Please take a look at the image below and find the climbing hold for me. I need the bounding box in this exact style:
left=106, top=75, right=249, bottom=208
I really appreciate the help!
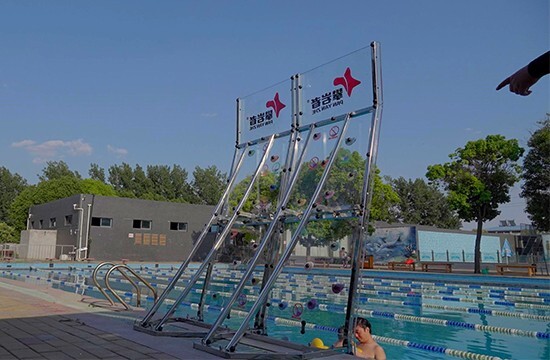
left=313, top=132, right=322, bottom=141
left=332, top=283, right=345, bottom=294
left=278, top=301, right=288, bottom=310
left=304, top=261, right=314, bottom=270
left=307, top=299, right=318, bottom=310
left=270, top=155, right=279, bottom=162
left=324, top=190, right=334, bottom=199
left=345, top=137, right=356, bottom=146
left=292, top=303, right=304, bottom=319
left=237, top=294, right=247, bottom=307
left=248, top=150, right=255, bottom=156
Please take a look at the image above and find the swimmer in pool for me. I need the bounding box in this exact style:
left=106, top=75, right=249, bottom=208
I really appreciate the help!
left=353, top=317, right=386, bottom=360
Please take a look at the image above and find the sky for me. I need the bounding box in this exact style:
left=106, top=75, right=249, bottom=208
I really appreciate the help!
left=0, top=1, right=548, bottom=230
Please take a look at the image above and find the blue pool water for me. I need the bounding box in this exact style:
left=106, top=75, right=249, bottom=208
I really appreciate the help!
left=1, top=262, right=549, bottom=360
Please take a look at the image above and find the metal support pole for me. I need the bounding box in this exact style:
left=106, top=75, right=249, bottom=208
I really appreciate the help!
left=224, top=114, right=351, bottom=353
left=139, top=146, right=249, bottom=327
left=152, top=135, right=275, bottom=331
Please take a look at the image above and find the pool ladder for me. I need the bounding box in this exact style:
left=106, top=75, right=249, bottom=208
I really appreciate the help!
left=92, top=262, right=158, bottom=310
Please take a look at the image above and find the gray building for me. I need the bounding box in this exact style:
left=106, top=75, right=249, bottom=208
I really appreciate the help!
left=25, top=194, right=215, bottom=262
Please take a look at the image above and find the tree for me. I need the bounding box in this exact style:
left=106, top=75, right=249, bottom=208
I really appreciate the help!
left=108, top=163, right=196, bottom=202
left=88, top=163, right=106, bottom=183
left=427, top=135, right=523, bottom=273
left=391, top=177, right=461, bottom=229
left=192, top=166, right=228, bottom=205
left=0, top=167, right=28, bottom=223
left=0, top=222, right=17, bottom=244
left=38, top=161, right=81, bottom=181
left=80, top=179, right=117, bottom=197
left=108, top=162, right=138, bottom=197
left=8, top=176, right=82, bottom=234
left=145, top=164, right=196, bottom=202
left=8, top=176, right=117, bottom=236
left=288, top=149, right=399, bottom=255
left=521, top=116, right=550, bottom=232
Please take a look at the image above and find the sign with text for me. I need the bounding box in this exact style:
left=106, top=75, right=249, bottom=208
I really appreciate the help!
left=238, top=79, right=291, bottom=144
left=299, top=46, right=372, bottom=127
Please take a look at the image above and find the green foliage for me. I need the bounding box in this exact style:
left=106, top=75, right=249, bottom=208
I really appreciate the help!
left=9, top=176, right=82, bottom=233
left=521, top=116, right=550, bottom=232
left=370, top=169, right=400, bottom=223
left=0, top=167, right=28, bottom=223
left=227, top=148, right=397, bottom=242
left=8, top=176, right=117, bottom=234
left=229, top=171, right=279, bottom=214
left=427, top=135, right=523, bottom=223
left=192, top=166, right=228, bottom=205
left=80, top=179, right=117, bottom=196
left=107, top=163, right=199, bottom=203
left=108, top=162, right=141, bottom=195
left=88, top=163, right=106, bottom=182
left=391, top=177, right=461, bottom=229
left=0, top=222, right=17, bottom=244
left=426, top=134, right=523, bottom=273
left=38, top=161, right=81, bottom=181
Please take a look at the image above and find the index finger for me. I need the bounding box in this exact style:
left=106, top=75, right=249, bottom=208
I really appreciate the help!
left=496, top=77, right=510, bottom=91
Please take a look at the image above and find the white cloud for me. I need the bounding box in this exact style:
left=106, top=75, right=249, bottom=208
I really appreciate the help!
left=107, top=145, right=128, bottom=158
left=12, top=139, right=36, bottom=148
left=12, top=138, right=93, bottom=163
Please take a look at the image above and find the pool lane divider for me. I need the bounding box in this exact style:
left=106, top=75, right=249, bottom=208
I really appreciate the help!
left=5, top=269, right=550, bottom=324
left=182, top=301, right=505, bottom=360
left=5, top=269, right=548, bottom=340
left=50, top=266, right=550, bottom=311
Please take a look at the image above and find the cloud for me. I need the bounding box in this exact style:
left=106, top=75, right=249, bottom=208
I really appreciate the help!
left=107, top=145, right=128, bottom=158
left=12, top=138, right=93, bottom=163
left=464, top=128, right=481, bottom=134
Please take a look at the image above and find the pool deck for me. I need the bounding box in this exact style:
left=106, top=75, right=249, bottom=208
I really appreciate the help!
left=0, top=276, right=354, bottom=360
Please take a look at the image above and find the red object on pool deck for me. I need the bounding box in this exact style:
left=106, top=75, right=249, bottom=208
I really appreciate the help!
left=405, top=258, right=415, bottom=265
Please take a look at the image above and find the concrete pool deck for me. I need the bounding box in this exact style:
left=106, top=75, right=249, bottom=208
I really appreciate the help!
left=0, top=277, right=354, bottom=360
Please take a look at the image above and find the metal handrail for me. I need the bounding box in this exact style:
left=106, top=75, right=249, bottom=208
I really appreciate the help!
left=104, top=264, right=159, bottom=310
left=91, top=262, right=158, bottom=310
left=91, top=262, right=117, bottom=306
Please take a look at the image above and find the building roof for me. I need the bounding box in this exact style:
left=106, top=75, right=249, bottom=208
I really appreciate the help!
left=485, top=225, right=523, bottom=233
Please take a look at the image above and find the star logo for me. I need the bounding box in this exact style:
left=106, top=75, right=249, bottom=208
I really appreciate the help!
left=333, top=67, right=361, bottom=97
left=266, top=92, right=286, bottom=118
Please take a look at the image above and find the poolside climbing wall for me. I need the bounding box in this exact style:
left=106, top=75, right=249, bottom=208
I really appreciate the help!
left=137, top=42, right=383, bottom=359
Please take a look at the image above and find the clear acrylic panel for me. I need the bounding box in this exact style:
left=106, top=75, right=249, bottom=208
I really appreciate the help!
left=238, top=79, right=292, bottom=145
left=299, top=46, right=372, bottom=127
left=259, top=114, right=374, bottom=344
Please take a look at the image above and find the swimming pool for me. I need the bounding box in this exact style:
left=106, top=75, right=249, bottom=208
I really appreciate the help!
left=1, top=262, right=548, bottom=360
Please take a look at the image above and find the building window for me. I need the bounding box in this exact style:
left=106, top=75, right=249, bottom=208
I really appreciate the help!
left=133, top=219, right=151, bottom=230
left=30, top=221, right=35, bottom=229
left=49, top=218, right=56, bottom=228
left=91, top=217, right=113, bottom=228
left=65, top=215, right=73, bottom=226
left=170, top=222, right=188, bottom=232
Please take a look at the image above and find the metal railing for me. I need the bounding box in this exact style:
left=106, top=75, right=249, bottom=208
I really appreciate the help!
left=91, top=262, right=158, bottom=310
